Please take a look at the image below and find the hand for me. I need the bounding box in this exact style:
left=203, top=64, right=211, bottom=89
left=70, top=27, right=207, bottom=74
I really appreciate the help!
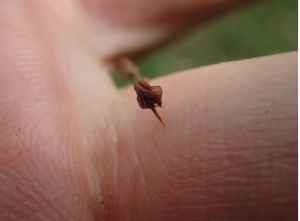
left=0, top=1, right=297, bottom=220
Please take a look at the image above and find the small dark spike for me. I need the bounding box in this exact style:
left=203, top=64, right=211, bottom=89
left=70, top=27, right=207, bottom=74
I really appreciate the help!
left=151, top=108, right=165, bottom=127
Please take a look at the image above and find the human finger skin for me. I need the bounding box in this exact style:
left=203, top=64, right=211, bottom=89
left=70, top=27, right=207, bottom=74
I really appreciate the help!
left=110, top=52, right=298, bottom=220
left=0, top=1, right=106, bottom=220
left=78, top=0, right=260, bottom=58
left=0, top=1, right=296, bottom=221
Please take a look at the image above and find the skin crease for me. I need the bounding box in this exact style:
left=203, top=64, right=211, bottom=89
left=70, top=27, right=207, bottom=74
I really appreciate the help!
left=0, top=0, right=297, bottom=221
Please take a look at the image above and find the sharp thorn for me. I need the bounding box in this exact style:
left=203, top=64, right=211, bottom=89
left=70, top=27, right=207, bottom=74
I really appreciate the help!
left=151, top=108, right=165, bottom=127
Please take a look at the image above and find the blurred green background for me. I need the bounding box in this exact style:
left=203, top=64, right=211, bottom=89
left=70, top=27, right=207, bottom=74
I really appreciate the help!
left=114, top=0, right=297, bottom=87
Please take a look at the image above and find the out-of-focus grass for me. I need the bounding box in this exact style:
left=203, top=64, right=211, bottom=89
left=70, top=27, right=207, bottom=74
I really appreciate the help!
left=113, top=0, right=297, bottom=87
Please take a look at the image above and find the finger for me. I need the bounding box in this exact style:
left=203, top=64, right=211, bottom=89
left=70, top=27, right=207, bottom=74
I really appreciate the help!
left=113, top=52, right=297, bottom=220
left=0, top=1, right=113, bottom=220
left=79, top=0, right=259, bottom=58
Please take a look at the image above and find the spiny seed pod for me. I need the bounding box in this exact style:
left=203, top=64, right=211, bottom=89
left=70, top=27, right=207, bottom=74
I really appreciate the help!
left=134, top=77, right=165, bottom=127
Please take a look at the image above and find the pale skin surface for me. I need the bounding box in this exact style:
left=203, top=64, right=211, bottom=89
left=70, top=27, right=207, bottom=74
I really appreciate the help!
left=0, top=0, right=297, bottom=221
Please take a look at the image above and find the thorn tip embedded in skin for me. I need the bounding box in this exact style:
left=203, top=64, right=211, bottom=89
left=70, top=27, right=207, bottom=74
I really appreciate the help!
left=151, top=108, right=165, bottom=127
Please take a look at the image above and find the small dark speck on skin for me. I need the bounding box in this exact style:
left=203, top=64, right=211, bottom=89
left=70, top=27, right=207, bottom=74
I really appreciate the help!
left=100, top=201, right=104, bottom=204
left=18, top=128, right=21, bottom=131
left=265, top=111, right=269, bottom=114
